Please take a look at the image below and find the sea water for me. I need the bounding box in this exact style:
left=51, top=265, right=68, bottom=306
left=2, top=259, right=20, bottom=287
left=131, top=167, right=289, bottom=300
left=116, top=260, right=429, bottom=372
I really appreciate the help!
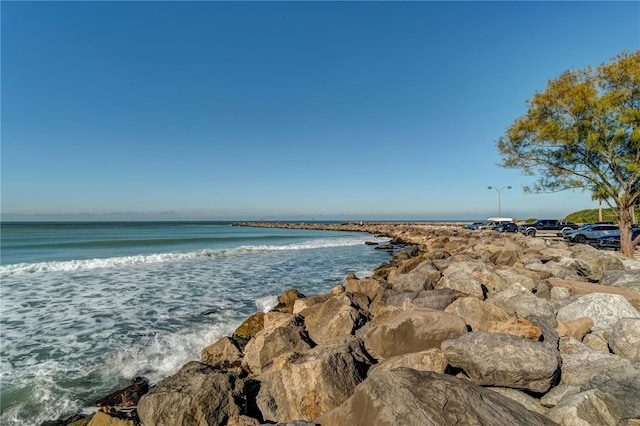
left=0, top=222, right=390, bottom=425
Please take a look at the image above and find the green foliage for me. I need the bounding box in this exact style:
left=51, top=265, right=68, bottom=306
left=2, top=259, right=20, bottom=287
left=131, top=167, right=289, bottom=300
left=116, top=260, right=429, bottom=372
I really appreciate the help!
left=497, top=51, right=640, bottom=255
left=564, top=208, right=640, bottom=224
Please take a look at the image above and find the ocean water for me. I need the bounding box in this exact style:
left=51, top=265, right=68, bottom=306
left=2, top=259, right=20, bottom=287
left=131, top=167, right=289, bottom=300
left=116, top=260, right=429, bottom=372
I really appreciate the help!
left=0, top=222, right=390, bottom=425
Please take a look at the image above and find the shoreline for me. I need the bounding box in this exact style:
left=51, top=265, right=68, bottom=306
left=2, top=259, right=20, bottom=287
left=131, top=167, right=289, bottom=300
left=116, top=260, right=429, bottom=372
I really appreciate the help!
left=56, top=223, right=640, bottom=425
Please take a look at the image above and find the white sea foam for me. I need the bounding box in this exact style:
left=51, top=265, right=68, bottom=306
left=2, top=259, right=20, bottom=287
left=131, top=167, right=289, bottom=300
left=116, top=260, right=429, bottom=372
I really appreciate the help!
left=0, top=232, right=391, bottom=425
left=0, top=236, right=377, bottom=276
left=255, top=295, right=278, bottom=312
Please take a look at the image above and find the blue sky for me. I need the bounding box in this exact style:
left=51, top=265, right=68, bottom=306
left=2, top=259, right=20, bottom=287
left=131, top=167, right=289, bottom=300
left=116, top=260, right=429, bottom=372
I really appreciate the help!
left=2, top=1, right=639, bottom=221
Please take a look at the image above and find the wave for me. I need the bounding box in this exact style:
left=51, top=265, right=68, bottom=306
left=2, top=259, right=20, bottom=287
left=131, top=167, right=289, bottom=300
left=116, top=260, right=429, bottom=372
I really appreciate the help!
left=1, top=234, right=300, bottom=250
left=0, top=236, right=376, bottom=276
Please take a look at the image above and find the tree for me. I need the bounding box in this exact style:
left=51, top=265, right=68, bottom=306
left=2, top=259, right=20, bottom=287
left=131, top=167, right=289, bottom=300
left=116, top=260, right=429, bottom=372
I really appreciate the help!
left=497, top=51, right=640, bottom=257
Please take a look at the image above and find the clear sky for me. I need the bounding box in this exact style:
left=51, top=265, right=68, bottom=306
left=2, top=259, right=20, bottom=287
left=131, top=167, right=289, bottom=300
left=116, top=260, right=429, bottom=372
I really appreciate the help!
left=2, top=1, right=639, bottom=221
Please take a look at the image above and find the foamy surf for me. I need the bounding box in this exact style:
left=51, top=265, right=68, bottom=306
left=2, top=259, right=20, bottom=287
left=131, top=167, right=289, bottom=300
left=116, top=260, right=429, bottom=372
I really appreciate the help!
left=0, top=236, right=385, bottom=276
left=0, top=223, right=391, bottom=425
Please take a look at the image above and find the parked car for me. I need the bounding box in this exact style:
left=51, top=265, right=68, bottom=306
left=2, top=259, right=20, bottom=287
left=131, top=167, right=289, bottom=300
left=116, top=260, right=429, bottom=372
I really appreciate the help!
left=563, top=224, right=619, bottom=243
left=464, top=222, right=486, bottom=230
left=492, top=222, right=519, bottom=233
left=518, top=219, right=579, bottom=237
left=477, top=217, right=514, bottom=230
left=597, top=227, right=640, bottom=250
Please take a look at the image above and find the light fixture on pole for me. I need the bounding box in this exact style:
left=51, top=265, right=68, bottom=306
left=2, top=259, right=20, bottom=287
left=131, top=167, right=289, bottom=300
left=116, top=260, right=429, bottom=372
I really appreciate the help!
left=487, top=185, right=512, bottom=216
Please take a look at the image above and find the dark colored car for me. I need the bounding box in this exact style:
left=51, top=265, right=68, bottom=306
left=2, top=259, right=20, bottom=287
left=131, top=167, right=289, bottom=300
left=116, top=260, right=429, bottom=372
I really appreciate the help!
left=518, top=219, right=579, bottom=237
left=597, top=227, right=640, bottom=250
left=492, top=222, right=519, bottom=233
left=464, top=222, right=486, bottom=230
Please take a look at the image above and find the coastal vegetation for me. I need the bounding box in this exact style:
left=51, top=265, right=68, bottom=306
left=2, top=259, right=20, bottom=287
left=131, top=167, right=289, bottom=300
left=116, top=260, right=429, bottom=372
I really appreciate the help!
left=497, top=50, right=640, bottom=256
left=565, top=208, right=640, bottom=225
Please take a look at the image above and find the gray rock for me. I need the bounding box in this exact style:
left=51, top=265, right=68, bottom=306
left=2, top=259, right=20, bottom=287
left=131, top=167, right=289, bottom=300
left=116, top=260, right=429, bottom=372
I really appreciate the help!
left=527, top=315, right=560, bottom=349
left=488, top=284, right=557, bottom=327
left=585, top=362, right=640, bottom=418
left=361, top=308, right=467, bottom=360
left=369, top=348, right=446, bottom=375
left=390, top=245, right=419, bottom=262
left=384, top=288, right=456, bottom=311
left=608, top=318, right=640, bottom=361
left=316, top=369, right=557, bottom=426
left=600, top=270, right=640, bottom=297
left=387, top=260, right=441, bottom=291
left=137, top=361, right=244, bottom=426
left=487, top=387, right=548, bottom=415
left=436, top=270, right=485, bottom=299
left=550, top=287, right=571, bottom=301
left=556, top=293, right=640, bottom=332
left=441, top=332, right=561, bottom=393
left=573, top=249, right=625, bottom=281
left=488, top=268, right=536, bottom=293
left=444, top=296, right=511, bottom=332
left=539, top=384, right=581, bottom=408
left=526, top=261, right=584, bottom=281
left=559, top=337, right=630, bottom=386
left=256, top=338, right=373, bottom=423
left=547, top=389, right=622, bottom=426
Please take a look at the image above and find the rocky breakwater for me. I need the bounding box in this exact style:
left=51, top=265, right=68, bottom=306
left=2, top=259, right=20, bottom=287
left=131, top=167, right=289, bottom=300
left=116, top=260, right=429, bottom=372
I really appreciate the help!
left=67, top=225, right=640, bottom=426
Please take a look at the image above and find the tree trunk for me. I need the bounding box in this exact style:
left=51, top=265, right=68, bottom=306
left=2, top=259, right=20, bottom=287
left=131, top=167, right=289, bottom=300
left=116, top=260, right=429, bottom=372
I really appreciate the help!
left=618, top=201, right=639, bottom=257
left=598, top=199, right=603, bottom=222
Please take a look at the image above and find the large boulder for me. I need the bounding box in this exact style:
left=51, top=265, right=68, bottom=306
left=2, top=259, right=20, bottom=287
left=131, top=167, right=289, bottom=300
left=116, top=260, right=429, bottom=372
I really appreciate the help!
left=316, top=369, right=557, bottom=426
left=95, top=377, right=149, bottom=409
left=344, top=278, right=387, bottom=301
left=556, top=293, right=640, bottom=332
left=444, top=297, right=511, bottom=332
left=600, top=270, right=640, bottom=297
left=271, top=289, right=305, bottom=314
left=435, top=270, right=485, bottom=299
left=539, top=384, right=581, bottom=408
left=304, top=294, right=369, bottom=345
left=383, top=289, right=456, bottom=311
left=486, top=387, right=548, bottom=415
left=137, top=362, right=245, bottom=426
left=360, top=308, right=467, bottom=360
left=487, top=284, right=557, bottom=327
left=558, top=337, right=631, bottom=386
left=232, top=312, right=265, bottom=349
left=242, top=313, right=313, bottom=375
left=487, top=268, right=536, bottom=293
left=387, top=260, right=441, bottom=291
left=547, top=389, right=622, bottom=426
left=526, top=261, right=584, bottom=281
left=255, top=338, right=374, bottom=423
left=572, top=249, right=625, bottom=281
left=547, top=278, right=640, bottom=310
left=292, top=294, right=331, bottom=315
left=441, top=332, right=561, bottom=393
left=369, top=348, right=447, bottom=375
left=608, top=318, right=640, bottom=362
left=200, top=336, right=244, bottom=372
left=585, top=362, right=640, bottom=419
left=484, top=318, right=543, bottom=340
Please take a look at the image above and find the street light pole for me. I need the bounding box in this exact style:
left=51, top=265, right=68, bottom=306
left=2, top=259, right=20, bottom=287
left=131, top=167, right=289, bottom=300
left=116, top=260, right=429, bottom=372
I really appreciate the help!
left=487, top=185, right=512, bottom=216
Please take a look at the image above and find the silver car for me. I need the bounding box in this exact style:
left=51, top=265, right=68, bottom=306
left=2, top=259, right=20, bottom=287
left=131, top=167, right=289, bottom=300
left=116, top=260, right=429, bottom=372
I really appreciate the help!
left=563, top=224, right=619, bottom=244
